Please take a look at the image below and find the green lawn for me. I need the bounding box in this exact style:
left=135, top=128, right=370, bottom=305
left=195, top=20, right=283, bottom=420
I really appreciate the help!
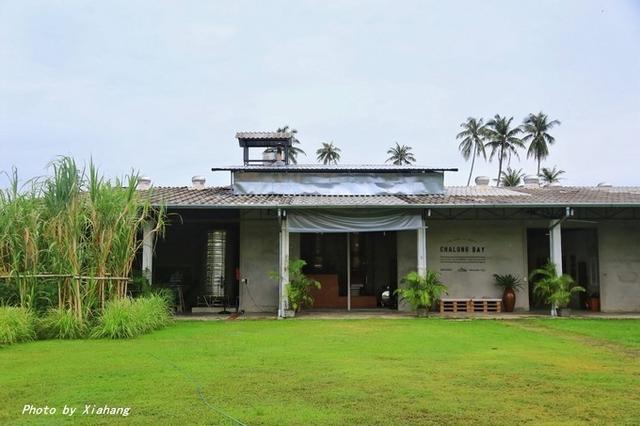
left=1, top=318, right=639, bottom=425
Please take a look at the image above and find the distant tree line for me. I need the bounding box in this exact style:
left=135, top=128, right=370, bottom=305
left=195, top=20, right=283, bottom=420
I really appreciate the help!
left=456, top=112, right=564, bottom=187
left=276, top=114, right=564, bottom=187
left=275, top=126, right=415, bottom=166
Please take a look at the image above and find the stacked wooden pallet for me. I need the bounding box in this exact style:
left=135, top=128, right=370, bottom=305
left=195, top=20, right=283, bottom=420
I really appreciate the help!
left=439, top=298, right=502, bottom=313
left=439, top=298, right=471, bottom=313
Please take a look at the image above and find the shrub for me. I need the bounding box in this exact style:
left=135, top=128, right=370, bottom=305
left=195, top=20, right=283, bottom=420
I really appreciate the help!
left=38, top=308, right=88, bottom=339
left=395, top=271, right=448, bottom=315
left=91, top=294, right=172, bottom=339
left=493, top=274, right=524, bottom=292
left=0, top=306, right=36, bottom=345
left=530, top=262, right=585, bottom=316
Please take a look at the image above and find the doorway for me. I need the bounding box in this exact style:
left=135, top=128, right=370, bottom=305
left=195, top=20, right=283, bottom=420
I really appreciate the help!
left=526, top=228, right=599, bottom=310
left=300, top=232, right=398, bottom=309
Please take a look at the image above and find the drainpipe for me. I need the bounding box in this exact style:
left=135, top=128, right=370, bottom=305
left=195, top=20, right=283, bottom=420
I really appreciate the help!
left=548, top=207, right=573, bottom=316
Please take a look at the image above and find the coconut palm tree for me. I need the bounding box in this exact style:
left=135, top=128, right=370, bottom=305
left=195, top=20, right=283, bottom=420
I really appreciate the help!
left=386, top=142, right=416, bottom=165
left=456, top=117, right=487, bottom=186
left=275, top=125, right=306, bottom=164
left=522, top=112, right=561, bottom=175
left=500, top=167, right=525, bottom=187
left=316, top=142, right=341, bottom=165
left=540, top=166, right=565, bottom=185
left=484, top=115, right=525, bottom=186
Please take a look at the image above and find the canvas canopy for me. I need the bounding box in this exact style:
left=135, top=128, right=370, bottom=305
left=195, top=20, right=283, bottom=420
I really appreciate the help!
left=287, top=209, right=423, bottom=233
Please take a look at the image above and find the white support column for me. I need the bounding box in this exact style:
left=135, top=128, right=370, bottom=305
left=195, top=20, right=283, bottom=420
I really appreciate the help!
left=417, top=215, right=427, bottom=275
left=142, top=221, right=154, bottom=285
left=548, top=219, right=563, bottom=317
left=347, top=233, right=351, bottom=311
left=278, top=210, right=290, bottom=318
left=549, top=219, right=563, bottom=275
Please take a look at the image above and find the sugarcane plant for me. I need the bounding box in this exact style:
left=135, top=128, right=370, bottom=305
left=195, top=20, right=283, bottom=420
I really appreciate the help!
left=0, top=157, right=165, bottom=323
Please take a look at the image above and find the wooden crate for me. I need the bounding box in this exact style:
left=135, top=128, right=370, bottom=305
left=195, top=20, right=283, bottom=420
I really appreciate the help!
left=440, top=298, right=471, bottom=313
left=470, top=298, right=502, bottom=313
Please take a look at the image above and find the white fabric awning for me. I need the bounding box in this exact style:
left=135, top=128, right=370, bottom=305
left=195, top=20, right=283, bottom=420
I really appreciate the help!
left=287, top=209, right=423, bottom=233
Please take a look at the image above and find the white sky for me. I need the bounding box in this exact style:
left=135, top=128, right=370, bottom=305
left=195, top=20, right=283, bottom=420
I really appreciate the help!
left=1, top=0, right=639, bottom=188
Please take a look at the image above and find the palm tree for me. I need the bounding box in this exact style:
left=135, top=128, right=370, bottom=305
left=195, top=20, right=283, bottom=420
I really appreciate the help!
left=484, top=115, right=525, bottom=186
left=316, top=142, right=341, bottom=165
left=540, top=166, right=565, bottom=185
left=522, top=112, right=561, bottom=175
left=386, top=143, right=416, bottom=165
left=275, top=125, right=306, bottom=164
left=500, top=167, right=525, bottom=187
left=456, top=117, right=487, bottom=186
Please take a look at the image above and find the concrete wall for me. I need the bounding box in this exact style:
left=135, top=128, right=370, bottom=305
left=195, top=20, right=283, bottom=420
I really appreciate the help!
left=239, top=210, right=279, bottom=312
left=236, top=211, right=640, bottom=313
left=426, top=220, right=530, bottom=310
left=397, top=230, right=418, bottom=311
left=598, top=222, right=640, bottom=312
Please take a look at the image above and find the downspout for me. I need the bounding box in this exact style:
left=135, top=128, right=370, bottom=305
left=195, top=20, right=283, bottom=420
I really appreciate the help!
left=549, top=207, right=573, bottom=231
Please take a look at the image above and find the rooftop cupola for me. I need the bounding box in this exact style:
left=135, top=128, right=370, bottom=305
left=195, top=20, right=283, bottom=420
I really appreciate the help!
left=236, top=132, right=293, bottom=166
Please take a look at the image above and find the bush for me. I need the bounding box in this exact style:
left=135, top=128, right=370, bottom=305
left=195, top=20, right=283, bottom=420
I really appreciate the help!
left=0, top=306, right=36, bottom=345
left=395, top=271, right=448, bottom=315
left=91, top=294, right=172, bottom=339
left=38, top=308, right=88, bottom=339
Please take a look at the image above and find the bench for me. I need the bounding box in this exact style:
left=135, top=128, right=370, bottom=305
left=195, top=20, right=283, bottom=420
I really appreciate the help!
left=440, top=298, right=502, bottom=313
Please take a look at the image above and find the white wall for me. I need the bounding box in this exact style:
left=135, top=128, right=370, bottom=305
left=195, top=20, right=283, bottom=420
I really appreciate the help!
left=239, top=210, right=279, bottom=312
left=598, top=222, right=640, bottom=312
left=426, top=220, right=529, bottom=310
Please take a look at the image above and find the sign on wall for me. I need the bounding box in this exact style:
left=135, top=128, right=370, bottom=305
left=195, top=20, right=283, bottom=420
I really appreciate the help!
left=439, top=239, right=487, bottom=272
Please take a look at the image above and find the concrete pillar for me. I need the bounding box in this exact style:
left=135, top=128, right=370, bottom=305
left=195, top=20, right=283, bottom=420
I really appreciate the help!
left=142, top=221, right=154, bottom=285
left=417, top=215, right=427, bottom=275
left=278, top=211, right=290, bottom=318
left=549, top=219, right=563, bottom=275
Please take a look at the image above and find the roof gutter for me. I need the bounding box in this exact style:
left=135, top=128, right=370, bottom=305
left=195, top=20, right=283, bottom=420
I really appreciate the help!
left=150, top=203, right=640, bottom=210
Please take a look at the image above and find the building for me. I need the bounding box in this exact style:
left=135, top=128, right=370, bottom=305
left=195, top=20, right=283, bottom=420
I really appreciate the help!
left=139, top=132, right=640, bottom=316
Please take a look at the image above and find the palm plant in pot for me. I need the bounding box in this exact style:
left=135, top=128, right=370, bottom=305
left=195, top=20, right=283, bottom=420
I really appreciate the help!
left=493, top=273, right=524, bottom=312
left=271, top=259, right=320, bottom=316
left=529, top=262, right=585, bottom=317
left=395, top=270, right=447, bottom=317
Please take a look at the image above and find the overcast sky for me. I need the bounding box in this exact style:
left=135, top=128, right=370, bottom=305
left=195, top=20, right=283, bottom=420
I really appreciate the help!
left=1, top=0, right=639, bottom=188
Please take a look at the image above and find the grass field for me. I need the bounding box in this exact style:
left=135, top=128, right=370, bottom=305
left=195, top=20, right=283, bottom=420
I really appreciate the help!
left=1, top=318, right=639, bottom=425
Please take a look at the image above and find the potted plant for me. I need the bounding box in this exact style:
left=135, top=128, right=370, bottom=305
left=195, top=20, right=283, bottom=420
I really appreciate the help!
left=395, top=270, right=448, bottom=317
left=529, top=262, right=585, bottom=317
left=493, top=273, right=524, bottom=312
left=271, top=259, right=320, bottom=317
left=586, top=292, right=600, bottom=312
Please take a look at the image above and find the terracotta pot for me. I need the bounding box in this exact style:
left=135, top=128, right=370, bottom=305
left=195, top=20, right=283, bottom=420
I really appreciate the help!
left=588, top=297, right=600, bottom=312
left=502, top=288, right=516, bottom=312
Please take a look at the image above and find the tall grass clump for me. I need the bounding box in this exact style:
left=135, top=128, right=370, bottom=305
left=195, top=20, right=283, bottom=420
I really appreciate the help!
left=38, top=308, right=88, bottom=339
left=92, top=294, right=172, bottom=339
left=0, top=306, right=36, bottom=345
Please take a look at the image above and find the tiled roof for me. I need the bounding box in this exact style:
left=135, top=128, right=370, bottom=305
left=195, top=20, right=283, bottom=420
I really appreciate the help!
left=144, top=186, right=640, bottom=208
left=235, top=132, right=291, bottom=140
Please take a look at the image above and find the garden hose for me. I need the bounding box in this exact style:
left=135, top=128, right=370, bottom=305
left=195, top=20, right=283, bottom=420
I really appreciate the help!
left=148, top=353, right=246, bottom=426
